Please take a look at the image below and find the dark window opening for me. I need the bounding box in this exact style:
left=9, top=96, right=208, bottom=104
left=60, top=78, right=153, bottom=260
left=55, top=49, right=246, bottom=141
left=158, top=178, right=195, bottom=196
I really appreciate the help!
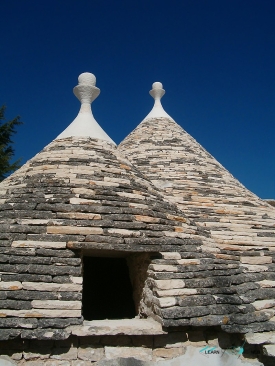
left=82, top=256, right=136, bottom=320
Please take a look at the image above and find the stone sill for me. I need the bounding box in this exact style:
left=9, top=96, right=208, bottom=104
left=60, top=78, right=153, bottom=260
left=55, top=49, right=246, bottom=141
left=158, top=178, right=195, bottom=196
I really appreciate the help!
left=68, top=318, right=167, bottom=336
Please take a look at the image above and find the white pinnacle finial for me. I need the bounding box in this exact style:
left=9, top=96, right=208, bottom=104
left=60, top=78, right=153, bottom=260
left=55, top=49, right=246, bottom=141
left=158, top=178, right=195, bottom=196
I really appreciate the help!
left=143, top=82, right=174, bottom=121
left=55, top=72, right=116, bottom=145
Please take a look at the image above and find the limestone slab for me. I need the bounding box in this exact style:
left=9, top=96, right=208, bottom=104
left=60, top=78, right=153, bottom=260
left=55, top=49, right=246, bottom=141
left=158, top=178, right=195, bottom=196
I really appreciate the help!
left=0, top=282, right=22, bottom=290
left=47, top=226, right=103, bottom=235
left=12, top=241, right=66, bottom=249
left=31, top=300, right=82, bottom=310
left=69, top=319, right=165, bottom=336
left=154, top=280, right=185, bottom=290
left=22, top=282, right=81, bottom=292
left=0, top=309, right=81, bottom=317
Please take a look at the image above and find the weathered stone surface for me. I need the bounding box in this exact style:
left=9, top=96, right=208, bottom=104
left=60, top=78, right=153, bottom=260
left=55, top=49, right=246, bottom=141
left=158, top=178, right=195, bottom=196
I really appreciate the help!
left=1, top=309, right=81, bottom=317
left=0, top=282, right=22, bottom=291
left=154, top=280, right=185, bottom=290
left=23, top=349, right=50, bottom=360
left=160, top=252, right=181, bottom=260
left=70, top=319, right=165, bottom=336
left=153, top=347, right=185, bottom=359
left=252, top=299, right=275, bottom=310
left=0, top=292, right=7, bottom=300
left=241, top=256, right=272, bottom=264
left=72, top=361, right=92, bottom=366
left=228, top=311, right=273, bottom=325
left=161, top=306, right=210, bottom=319
left=31, top=300, right=81, bottom=310
left=0, top=299, right=31, bottom=310
left=156, top=289, right=197, bottom=297
left=262, top=344, right=275, bottom=356
left=246, top=331, right=275, bottom=344
left=21, top=328, right=71, bottom=340
left=0, top=356, right=17, bottom=365
left=0, top=329, right=21, bottom=340
left=78, top=346, right=104, bottom=361
left=189, top=315, right=223, bottom=327
left=36, top=248, right=76, bottom=257
left=0, top=318, right=37, bottom=328
left=12, top=240, right=66, bottom=249
left=178, top=295, right=215, bottom=307
left=222, top=321, right=275, bottom=333
left=6, top=290, right=58, bottom=301
left=47, top=226, right=103, bottom=235
left=1, top=274, right=52, bottom=282
left=157, top=297, right=177, bottom=308
left=22, top=282, right=81, bottom=292
left=257, top=280, right=275, bottom=288
left=38, top=318, right=82, bottom=328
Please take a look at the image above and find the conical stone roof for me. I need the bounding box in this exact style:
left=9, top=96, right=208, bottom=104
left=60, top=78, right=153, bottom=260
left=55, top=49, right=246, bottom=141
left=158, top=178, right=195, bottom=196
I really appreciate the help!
left=0, top=75, right=274, bottom=343
left=118, top=82, right=275, bottom=335
left=0, top=73, right=232, bottom=340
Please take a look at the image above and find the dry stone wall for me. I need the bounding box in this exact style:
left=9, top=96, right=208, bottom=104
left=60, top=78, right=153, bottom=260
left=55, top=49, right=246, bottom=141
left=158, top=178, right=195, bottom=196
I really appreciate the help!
left=0, top=134, right=275, bottom=362
left=0, top=328, right=263, bottom=365
left=0, top=136, right=227, bottom=339
left=118, top=117, right=275, bottom=336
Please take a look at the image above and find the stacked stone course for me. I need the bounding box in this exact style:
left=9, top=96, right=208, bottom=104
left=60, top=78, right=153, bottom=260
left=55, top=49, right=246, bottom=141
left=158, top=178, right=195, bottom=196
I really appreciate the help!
left=118, top=115, right=275, bottom=359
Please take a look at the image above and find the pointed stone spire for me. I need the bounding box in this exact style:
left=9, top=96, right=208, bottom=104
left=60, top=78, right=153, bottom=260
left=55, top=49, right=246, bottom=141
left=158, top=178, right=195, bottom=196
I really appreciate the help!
left=55, top=72, right=116, bottom=145
left=143, top=82, right=174, bottom=121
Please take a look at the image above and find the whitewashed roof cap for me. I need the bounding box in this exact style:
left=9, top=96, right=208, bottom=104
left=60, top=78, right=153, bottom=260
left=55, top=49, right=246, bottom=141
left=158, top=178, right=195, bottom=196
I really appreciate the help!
left=143, top=82, right=174, bottom=121
left=55, top=72, right=116, bottom=145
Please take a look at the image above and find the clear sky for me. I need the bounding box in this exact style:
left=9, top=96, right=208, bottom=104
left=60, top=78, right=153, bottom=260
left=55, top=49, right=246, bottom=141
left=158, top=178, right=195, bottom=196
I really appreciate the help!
left=1, top=0, right=274, bottom=198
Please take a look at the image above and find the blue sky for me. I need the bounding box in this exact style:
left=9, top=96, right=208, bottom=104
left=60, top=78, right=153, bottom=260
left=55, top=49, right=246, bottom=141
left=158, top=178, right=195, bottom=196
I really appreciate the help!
left=1, top=0, right=274, bottom=198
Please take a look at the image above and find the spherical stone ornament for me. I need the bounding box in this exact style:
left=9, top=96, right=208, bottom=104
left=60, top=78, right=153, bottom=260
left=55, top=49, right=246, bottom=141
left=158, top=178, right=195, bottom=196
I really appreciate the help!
left=152, top=82, right=163, bottom=90
left=78, top=72, right=96, bottom=86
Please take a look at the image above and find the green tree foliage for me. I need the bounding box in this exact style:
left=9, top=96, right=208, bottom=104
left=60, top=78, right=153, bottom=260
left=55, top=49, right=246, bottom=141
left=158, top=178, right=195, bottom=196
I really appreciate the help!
left=0, top=105, right=22, bottom=181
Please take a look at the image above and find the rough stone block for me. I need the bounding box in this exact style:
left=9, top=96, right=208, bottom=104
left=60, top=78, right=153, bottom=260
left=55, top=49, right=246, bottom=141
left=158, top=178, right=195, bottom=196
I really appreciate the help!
left=177, top=259, right=200, bottom=265
left=241, top=256, right=272, bottom=264
left=257, top=280, right=275, bottom=288
left=23, top=349, right=50, bottom=360
left=246, top=331, right=275, bottom=344
left=157, top=297, right=177, bottom=308
left=150, top=265, right=178, bottom=272
left=160, top=252, right=181, bottom=260
left=154, top=280, right=185, bottom=290
left=78, top=346, right=104, bottom=361
left=252, top=299, right=275, bottom=310
left=263, top=344, right=275, bottom=357
left=156, top=289, right=197, bottom=297
left=153, top=347, right=185, bottom=360
left=0, top=318, right=37, bottom=329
